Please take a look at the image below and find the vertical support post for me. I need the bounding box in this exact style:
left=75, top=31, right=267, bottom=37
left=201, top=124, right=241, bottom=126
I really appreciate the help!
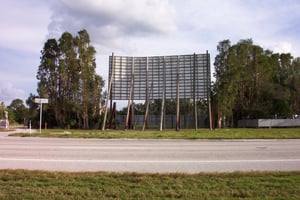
left=4, top=111, right=8, bottom=129
left=125, top=57, right=135, bottom=129
left=143, top=57, right=150, bottom=131
left=207, top=50, right=213, bottom=130
left=193, top=53, right=198, bottom=130
left=102, top=52, right=115, bottom=131
left=131, top=101, right=135, bottom=129
left=34, top=98, right=48, bottom=133
left=176, top=56, right=180, bottom=131
left=143, top=96, right=150, bottom=131
left=160, top=56, right=166, bottom=131
left=29, top=120, right=31, bottom=135
left=39, top=102, right=42, bottom=133
left=108, top=102, right=116, bottom=129
left=110, top=93, right=113, bottom=114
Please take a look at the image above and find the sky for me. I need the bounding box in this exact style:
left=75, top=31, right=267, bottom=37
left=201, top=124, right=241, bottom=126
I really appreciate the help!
left=0, top=0, right=300, bottom=106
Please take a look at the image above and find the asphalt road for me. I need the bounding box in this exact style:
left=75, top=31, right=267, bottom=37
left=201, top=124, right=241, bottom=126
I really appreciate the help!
left=0, top=132, right=299, bottom=173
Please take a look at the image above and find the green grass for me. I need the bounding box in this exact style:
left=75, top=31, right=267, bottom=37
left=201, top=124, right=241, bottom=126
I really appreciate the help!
left=0, top=170, right=299, bottom=199
left=10, top=128, right=300, bottom=139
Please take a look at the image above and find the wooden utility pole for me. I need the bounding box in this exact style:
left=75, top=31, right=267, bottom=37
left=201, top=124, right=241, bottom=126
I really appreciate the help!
left=176, top=56, right=180, bottom=131
left=143, top=57, right=150, bottom=131
left=125, top=57, right=135, bottom=129
left=193, top=53, right=198, bottom=130
left=102, top=53, right=115, bottom=130
left=160, top=57, right=166, bottom=131
left=206, top=50, right=213, bottom=130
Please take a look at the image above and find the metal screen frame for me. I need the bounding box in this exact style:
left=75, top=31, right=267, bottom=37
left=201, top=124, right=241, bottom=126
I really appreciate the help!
left=102, top=52, right=212, bottom=131
left=109, top=53, right=210, bottom=100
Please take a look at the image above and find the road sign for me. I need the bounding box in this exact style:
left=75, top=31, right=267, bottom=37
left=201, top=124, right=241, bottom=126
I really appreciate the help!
left=33, top=98, right=48, bottom=133
left=34, top=98, right=48, bottom=104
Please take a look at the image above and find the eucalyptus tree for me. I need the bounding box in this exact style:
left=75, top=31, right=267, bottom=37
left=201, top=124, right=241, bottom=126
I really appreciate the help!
left=75, top=29, right=104, bottom=129
left=214, top=39, right=233, bottom=127
left=58, top=31, right=78, bottom=127
left=228, top=40, right=276, bottom=119
left=269, top=53, right=293, bottom=117
left=37, top=38, right=60, bottom=125
left=290, top=58, right=300, bottom=115
left=37, top=30, right=104, bottom=129
left=214, top=39, right=298, bottom=127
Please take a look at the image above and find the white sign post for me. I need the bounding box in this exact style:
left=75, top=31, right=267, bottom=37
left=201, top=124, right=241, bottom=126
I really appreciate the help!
left=4, top=111, right=8, bottom=129
left=34, top=98, right=48, bottom=133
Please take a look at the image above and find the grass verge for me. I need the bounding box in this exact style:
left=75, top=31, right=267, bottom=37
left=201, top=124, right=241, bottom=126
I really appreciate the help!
left=0, top=170, right=299, bottom=199
left=10, top=128, right=300, bottom=139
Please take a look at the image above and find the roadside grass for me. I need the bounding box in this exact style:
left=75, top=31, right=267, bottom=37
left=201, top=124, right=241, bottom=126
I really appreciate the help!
left=0, top=170, right=299, bottom=199
left=10, top=128, right=300, bottom=139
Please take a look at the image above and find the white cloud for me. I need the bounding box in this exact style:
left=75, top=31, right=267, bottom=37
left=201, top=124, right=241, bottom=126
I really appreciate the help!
left=0, top=82, right=25, bottom=104
left=48, top=0, right=177, bottom=52
left=270, top=42, right=293, bottom=54
left=63, top=0, right=176, bottom=32
left=46, top=0, right=178, bottom=85
left=45, top=0, right=300, bottom=58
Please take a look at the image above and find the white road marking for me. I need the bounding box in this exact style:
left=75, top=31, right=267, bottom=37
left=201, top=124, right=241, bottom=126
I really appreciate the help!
left=1, top=158, right=300, bottom=163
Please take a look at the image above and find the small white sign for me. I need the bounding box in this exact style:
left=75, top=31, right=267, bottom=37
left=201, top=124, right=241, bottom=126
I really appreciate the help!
left=34, top=98, right=48, bottom=104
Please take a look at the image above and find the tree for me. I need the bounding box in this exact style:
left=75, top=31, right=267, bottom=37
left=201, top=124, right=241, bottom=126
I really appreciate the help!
left=0, top=102, right=6, bottom=119
left=37, top=29, right=105, bottom=129
left=290, top=58, right=300, bottom=115
left=37, top=38, right=60, bottom=126
left=214, top=39, right=234, bottom=127
left=214, top=39, right=300, bottom=127
left=269, top=53, right=293, bottom=117
left=7, top=99, right=28, bottom=124
left=76, top=29, right=99, bottom=129
left=26, top=93, right=39, bottom=127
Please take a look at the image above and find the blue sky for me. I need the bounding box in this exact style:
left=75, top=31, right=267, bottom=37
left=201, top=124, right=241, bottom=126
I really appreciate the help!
left=0, top=0, right=300, bottom=106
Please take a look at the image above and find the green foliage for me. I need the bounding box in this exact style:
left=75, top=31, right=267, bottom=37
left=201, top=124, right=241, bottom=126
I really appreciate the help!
left=0, top=170, right=299, bottom=199
left=37, top=29, right=105, bottom=129
left=214, top=39, right=300, bottom=127
left=7, top=99, right=28, bottom=124
left=25, top=93, right=39, bottom=126
left=0, top=102, right=6, bottom=119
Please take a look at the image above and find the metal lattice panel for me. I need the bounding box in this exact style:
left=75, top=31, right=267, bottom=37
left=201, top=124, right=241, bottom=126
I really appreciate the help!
left=109, top=53, right=210, bottom=100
